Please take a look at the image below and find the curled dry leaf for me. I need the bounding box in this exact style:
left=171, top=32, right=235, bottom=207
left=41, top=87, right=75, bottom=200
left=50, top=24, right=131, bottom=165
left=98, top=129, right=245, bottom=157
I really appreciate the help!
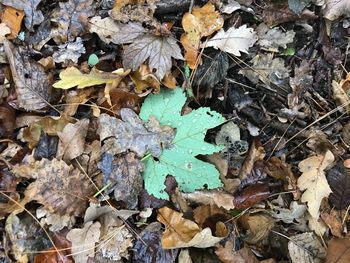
left=297, top=150, right=334, bottom=218
left=130, top=64, right=160, bottom=93
left=66, top=221, right=101, bottom=263
left=13, top=158, right=94, bottom=216
left=182, top=190, right=235, bottom=211
left=181, top=2, right=224, bottom=68
left=332, top=80, right=350, bottom=114
left=239, top=213, right=275, bottom=244
left=3, top=39, right=52, bottom=111
left=157, top=206, right=225, bottom=249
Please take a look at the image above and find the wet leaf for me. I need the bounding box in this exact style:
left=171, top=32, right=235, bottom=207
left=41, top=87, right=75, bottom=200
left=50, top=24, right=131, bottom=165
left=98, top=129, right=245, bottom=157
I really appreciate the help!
left=298, top=150, right=334, bottom=218
left=14, top=158, right=94, bottom=216
left=3, top=39, right=52, bottom=111
left=326, top=232, right=350, bottom=263
left=98, top=108, right=175, bottom=157
left=53, top=67, right=129, bottom=89
left=66, top=221, right=101, bottom=263
left=206, top=25, right=257, bottom=56
left=140, top=89, right=225, bottom=199
left=57, top=118, right=89, bottom=161
left=288, top=232, right=326, bottom=263
left=132, top=222, right=178, bottom=263
left=52, top=0, right=95, bottom=42
left=327, top=162, right=350, bottom=209
left=0, top=6, right=24, bottom=39
left=98, top=152, right=144, bottom=209
left=157, top=206, right=224, bottom=248
left=180, top=2, right=224, bottom=68
left=2, top=0, right=44, bottom=30
left=233, top=184, right=270, bottom=209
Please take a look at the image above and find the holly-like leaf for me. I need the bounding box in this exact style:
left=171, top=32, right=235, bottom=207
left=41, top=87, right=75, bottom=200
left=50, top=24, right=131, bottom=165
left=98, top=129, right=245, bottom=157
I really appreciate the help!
left=140, top=89, right=225, bottom=199
left=297, top=150, right=334, bottom=218
left=53, top=67, right=129, bottom=89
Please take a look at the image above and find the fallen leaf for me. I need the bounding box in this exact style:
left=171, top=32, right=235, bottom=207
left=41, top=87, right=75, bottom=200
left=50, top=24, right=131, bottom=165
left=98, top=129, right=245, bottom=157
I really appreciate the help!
left=2, top=0, right=44, bottom=30
left=239, top=213, right=274, bottom=244
left=288, top=0, right=312, bottom=15
left=129, top=64, right=160, bottom=93
left=288, top=232, right=326, bottom=263
left=269, top=201, right=307, bottom=224
left=178, top=249, right=192, bottom=263
left=36, top=206, right=75, bottom=232
left=52, top=37, right=86, bottom=64
left=122, top=32, right=184, bottom=80
left=216, top=242, right=260, bottom=263
left=0, top=23, right=11, bottom=43
left=307, top=214, right=328, bottom=238
left=3, top=39, right=52, bottom=111
left=321, top=210, right=343, bottom=238
left=323, top=0, right=350, bottom=21
left=0, top=102, right=16, bottom=137
left=182, top=190, right=235, bottom=210
left=33, top=132, right=59, bottom=160
left=332, top=80, right=350, bottom=114
left=89, top=16, right=121, bottom=44
left=14, top=158, right=94, bottom=216
left=52, top=0, right=95, bottom=42
left=221, top=0, right=242, bottom=14
left=132, top=222, right=179, bottom=263
left=53, top=67, right=129, bottom=89
left=98, top=152, right=144, bottom=209
left=297, top=150, right=334, bottom=218
left=181, top=2, right=224, bottom=68
left=57, top=118, right=89, bottom=161
left=193, top=204, right=227, bottom=229
left=257, top=26, right=295, bottom=51
left=110, top=0, right=157, bottom=24
left=98, top=108, right=175, bottom=157
left=327, top=162, right=350, bottom=209
left=66, top=221, right=101, bottom=263
left=233, top=184, right=270, bottom=209
left=206, top=25, right=258, bottom=56
left=158, top=207, right=224, bottom=249
left=64, top=88, right=95, bottom=116
left=326, top=232, right=350, bottom=263
left=0, top=6, right=24, bottom=39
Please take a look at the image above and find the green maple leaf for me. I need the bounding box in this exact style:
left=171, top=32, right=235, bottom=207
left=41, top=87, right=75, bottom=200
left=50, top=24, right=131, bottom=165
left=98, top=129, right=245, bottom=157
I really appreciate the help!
left=140, top=88, right=225, bottom=199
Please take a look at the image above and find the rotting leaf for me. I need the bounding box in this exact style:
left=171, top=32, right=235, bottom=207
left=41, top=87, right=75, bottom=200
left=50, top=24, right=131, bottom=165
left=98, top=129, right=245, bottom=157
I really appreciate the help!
left=53, top=67, right=129, bottom=89
left=2, top=0, right=44, bottom=30
left=13, top=158, right=94, bottom=216
left=140, top=89, right=225, bottom=199
left=66, top=221, right=101, bottom=263
left=206, top=25, right=258, bottom=56
left=36, top=206, right=75, bottom=232
left=298, top=150, right=334, bottom=218
left=157, top=207, right=225, bottom=249
left=3, top=39, right=52, bottom=111
left=98, top=152, right=144, bottom=209
left=257, top=25, right=295, bottom=51
left=327, top=162, right=350, bottom=209
left=98, top=108, right=175, bottom=157
left=52, top=0, right=95, bottom=42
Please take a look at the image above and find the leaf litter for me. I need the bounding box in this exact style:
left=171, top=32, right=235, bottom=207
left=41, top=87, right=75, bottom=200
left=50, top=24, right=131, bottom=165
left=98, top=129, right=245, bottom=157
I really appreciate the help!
left=0, top=0, right=350, bottom=262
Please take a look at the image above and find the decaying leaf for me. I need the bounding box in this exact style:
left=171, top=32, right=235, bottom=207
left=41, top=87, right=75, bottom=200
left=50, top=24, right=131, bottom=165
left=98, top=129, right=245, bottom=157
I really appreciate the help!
left=0, top=23, right=11, bottom=43
left=269, top=201, right=307, bottom=224
left=332, top=80, right=350, bottom=114
left=98, top=152, right=144, bottom=209
left=206, top=25, right=258, bottom=56
left=13, top=158, right=94, bottom=216
left=52, top=0, right=95, bottom=42
left=327, top=162, right=350, bottom=209
left=297, top=150, right=334, bottom=218
left=130, top=64, right=160, bottom=93
left=53, top=67, right=129, bottom=89
left=288, top=232, right=326, bottom=263
left=52, top=37, right=86, bottom=64
left=66, top=221, right=101, bottom=263
left=157, top=207, right=225, bottom=249
left=326, top=232, right=350, bottom=263
left=2, top=0, right=44, bottom=30
left=98, top=108, right=175, bottom=157
left=181, top=2, right=224, bottom=68
left=216, top=242, right=260, bottom=263
left=36, top=206, right=75, bottom=232
left=3, top=39, right=52, bottom=111
left=257, top=25, right=295, bottom=51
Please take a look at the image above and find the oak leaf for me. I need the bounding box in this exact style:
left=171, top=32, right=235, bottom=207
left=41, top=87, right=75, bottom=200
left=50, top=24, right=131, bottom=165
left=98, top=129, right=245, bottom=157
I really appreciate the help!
left=297, top=150, right=334, bottom=218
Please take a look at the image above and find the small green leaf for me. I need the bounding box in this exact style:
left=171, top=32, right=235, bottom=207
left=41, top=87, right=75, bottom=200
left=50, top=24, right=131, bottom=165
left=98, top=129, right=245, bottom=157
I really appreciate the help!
left=88, top=54, right=99, bottom=67
left=140, top=88, right=225, bottom=199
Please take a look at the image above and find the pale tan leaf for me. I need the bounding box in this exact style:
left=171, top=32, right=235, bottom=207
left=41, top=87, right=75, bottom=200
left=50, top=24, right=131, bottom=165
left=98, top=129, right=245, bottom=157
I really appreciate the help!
left=323, top=0, right=350, bottom=21
left=297, top=150, right=334, bottom=218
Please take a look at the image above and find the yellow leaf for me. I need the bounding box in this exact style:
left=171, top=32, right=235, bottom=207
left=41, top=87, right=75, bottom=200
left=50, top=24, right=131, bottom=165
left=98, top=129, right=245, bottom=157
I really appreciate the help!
left=297, top=150, right=334, bottom=219
left=53, top=67, right=129, bottom=89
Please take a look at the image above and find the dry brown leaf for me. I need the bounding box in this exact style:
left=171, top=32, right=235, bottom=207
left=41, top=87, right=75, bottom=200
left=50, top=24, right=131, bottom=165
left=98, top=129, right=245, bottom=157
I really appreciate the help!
left=326, top=232, right=350, bottom=263
left=110, top=0, right=156, bottom=24
left=297, top=150, right=334, bottom=218
left=130, top=64, right=160, bottom=93
left=0, top=6, right=24, bottom=39
left=216, top=242, right=260, bottom=263
left=14, top=158, right=94, bottom=216
left=66, top=221, right=101, bottom=263
left=157, top=207, right=224, bottom=249
left=0, top=23, right=11, bottom=43
left=64, top=88, right=95, bottom=116
left=3, top=39, right=52, bottom=111
left=321, top=210, right=343, bottom=238
left=36, top=206, right=75, bottom=232
left=182, top=190, right=235, bottom=210
left=193, top=204, right=227, bottom=228
left=332, top=79, right=350, bottom=114
left=239, top=213, right=275, bottom=244
left=180, top=2, right=224, bottom=69
left=57, top=118, right=89, bottom=161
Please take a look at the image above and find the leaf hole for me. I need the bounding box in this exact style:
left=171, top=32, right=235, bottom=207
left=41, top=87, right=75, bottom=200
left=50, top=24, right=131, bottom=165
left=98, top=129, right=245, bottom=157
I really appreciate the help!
left=24, top=73, right=30, bottom=79
left=206, top=111, right=213, bottom=117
